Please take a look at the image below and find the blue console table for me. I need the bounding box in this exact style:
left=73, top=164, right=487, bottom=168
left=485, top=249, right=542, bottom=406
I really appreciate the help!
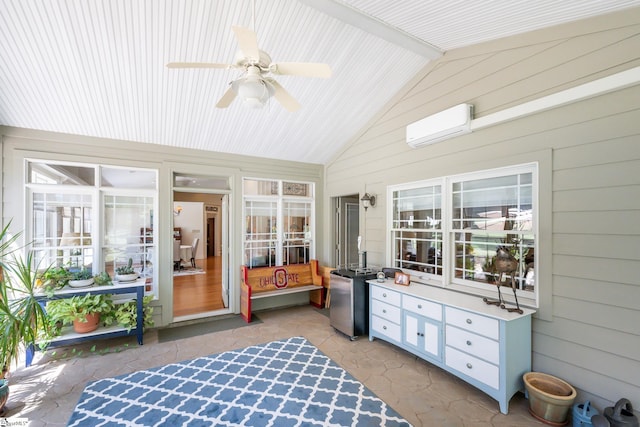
left=27, top=279, right=146, bottom=366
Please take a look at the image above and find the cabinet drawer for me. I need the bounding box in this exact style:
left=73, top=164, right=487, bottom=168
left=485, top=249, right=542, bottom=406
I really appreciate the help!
left=372, top=299, right=401, bottom=324
left=446, top=346, right=499, bottom=389
left=445, top=307, right=498, bottom=340
left=372, top=315, right=401, bottom=342
left=403, top=295, right=442, bottom=321
left=371, top=285, right=401, bottom=306
left=445, top=325, right=499, bottom=364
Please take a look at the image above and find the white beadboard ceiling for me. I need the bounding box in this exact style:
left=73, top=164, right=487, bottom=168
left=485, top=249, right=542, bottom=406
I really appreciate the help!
left=0, top=0, right=638, bottom=164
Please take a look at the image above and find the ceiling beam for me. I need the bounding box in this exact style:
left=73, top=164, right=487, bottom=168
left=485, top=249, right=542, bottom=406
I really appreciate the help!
left=299, top=0, right=443, bottom=59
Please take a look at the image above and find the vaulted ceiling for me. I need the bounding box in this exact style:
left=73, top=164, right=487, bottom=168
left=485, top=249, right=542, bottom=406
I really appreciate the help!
left=1, top=0, right=639, bottom=164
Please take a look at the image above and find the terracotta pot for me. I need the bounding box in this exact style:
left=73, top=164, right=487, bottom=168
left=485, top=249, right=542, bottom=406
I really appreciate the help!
left=73, top=312, right=101, bottom=333
left=523, top=372, right=577, bottom=426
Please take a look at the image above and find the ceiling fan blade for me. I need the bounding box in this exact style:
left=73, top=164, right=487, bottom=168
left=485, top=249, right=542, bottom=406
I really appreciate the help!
left=166, top=62, right=232, bottom=69
left=267, top=79, right=301, bottom=112
left=215, top=86, right=237, bottom=108
left=232, top=26, right=260, bottom=62
left=270, top=62, right=332, bottom=78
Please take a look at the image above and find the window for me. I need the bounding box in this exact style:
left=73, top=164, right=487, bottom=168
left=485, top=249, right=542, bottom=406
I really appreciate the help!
left=243, top=179, right=314, bottom=268
left=391, top=183, right=443, bottom=276
left=389, top=164, right=537, bottom=306
left=26, top=160, right=158, bottom=294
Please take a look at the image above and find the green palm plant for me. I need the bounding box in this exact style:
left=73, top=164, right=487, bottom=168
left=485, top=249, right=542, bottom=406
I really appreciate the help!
left=0, top=221, right=52, bottom=375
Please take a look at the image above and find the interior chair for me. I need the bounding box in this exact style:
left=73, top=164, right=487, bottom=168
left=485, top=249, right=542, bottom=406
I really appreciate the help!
left=173, top=239, right=182, bottom=270
left=190, top=237, right=199, bottom=268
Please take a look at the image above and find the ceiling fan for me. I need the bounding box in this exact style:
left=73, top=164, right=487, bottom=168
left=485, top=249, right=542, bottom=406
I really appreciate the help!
left=167, top=2, right=332, bottom=112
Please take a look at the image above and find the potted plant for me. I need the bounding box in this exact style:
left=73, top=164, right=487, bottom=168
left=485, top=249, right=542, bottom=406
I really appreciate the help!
left=37, top=266, right=71, bottom=295
left=67, top=267, right=94, bottom=288
left=0, top=245, right=53, bottom=378
left=114, top=295, right=154, bottom=332
left=93, top=271, right=113, bottom=287
left=45, top=293, right=114, bottom=334
left=115, top=258, right=138, bottom=282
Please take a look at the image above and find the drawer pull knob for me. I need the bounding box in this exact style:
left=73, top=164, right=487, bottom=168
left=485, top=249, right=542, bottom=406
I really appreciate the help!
left=466, top=340, right=472, bottom=346
left=383, top=326, right=387, bottom=330
left=383, top=309, right=387, bottom=313
left=466, top=363, right=473, bottom=369
left=466, top=318, right=472, bottom=324
left=418, top=304, right=422, bottom=309
left=383, top=293, right=387, bottom=297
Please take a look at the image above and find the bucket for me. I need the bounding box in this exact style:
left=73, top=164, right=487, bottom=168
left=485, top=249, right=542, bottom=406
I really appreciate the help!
left=574, top=401, right=598, bottom=427
left=523, top=372, right=577, bottom=426
left=603, top=399, right=639, bottom=427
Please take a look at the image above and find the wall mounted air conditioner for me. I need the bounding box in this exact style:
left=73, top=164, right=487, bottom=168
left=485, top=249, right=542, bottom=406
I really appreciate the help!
left=406, top=103, right=473, bottom=148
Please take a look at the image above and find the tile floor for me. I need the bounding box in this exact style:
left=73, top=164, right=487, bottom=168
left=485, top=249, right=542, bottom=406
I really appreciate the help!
left=3, top=305, right=546, bottom=426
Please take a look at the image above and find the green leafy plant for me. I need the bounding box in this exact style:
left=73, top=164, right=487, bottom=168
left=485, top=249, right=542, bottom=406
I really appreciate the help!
left=37, top=266, right=71, bottom=295
left=45, top=293, right=115, bottom=332
left=114, top=295, right=154, bottom=332
left=115, top=258, right=135, bottom=275
left=93, top=271, right=113, bottom=287
left=70, top=267, right=93, bottom=281
left=0, top=234, right=53, bottom=373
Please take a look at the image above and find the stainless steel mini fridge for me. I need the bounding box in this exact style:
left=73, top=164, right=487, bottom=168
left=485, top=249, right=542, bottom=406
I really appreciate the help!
left=330, top=268, right=377, bottom=340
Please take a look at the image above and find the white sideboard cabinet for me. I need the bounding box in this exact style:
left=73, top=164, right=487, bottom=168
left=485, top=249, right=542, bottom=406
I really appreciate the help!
left=369, top=279, right=535, bottom=414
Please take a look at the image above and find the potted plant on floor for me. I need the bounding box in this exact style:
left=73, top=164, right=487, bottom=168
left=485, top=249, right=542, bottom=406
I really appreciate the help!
left=45, top=294, right=115, bottom=334
left=0, top=223, right=53, bottom=413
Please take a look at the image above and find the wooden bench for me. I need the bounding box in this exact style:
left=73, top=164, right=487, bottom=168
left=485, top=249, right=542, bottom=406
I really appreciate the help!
left=240, top=260, right=324, bottom=322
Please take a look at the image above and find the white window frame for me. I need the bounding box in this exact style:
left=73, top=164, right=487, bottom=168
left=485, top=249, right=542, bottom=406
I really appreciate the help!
left=388, top=163, right=539, bottom=308
left=25, top=159, right=159, bottom=296
left=242, top=178, right=315, bottom=267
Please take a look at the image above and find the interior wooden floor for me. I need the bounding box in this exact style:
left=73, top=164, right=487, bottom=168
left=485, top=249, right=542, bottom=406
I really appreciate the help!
left=173, top=256, right=225, bottom=317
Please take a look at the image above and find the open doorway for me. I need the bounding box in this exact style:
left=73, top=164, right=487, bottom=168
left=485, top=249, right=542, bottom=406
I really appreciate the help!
left=172, top=173, right=231, bottom=321
left=333, top=195, right=360, bottom=268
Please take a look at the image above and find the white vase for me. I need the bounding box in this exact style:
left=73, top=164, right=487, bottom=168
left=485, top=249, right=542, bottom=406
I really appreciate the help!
left=68, top=278, right=95, bottom=288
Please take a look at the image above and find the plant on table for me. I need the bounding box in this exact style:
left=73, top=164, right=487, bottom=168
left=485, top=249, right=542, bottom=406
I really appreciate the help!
left=67, top=267, right=95, bottom=288
left=115, top=258, right=137, bottom=282
left=113, top=295, right=154, bottom=332
left=45, top=293, right=115, bottom=335
left=93, top=271, right=113, bottom=287
left=37, top=266, right=71, bottom=296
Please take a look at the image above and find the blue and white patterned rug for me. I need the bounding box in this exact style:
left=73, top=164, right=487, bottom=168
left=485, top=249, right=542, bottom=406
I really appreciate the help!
left=68, top=336, right=411, bottom=426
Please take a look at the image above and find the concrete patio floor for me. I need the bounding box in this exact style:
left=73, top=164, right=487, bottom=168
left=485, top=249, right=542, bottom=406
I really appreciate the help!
left=3, top=305, right=546, bottom=426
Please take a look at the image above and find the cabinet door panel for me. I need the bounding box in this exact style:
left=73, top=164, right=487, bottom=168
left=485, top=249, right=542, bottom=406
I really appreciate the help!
left=424, top=321, right=439, bottom=357
left=405, top=314, right=419, bottom=347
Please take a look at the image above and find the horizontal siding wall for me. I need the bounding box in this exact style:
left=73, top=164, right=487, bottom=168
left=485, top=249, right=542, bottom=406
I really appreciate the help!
left=324, top=8, right=640, bottom=414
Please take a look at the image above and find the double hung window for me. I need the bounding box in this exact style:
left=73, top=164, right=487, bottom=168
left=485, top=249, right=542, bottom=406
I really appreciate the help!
left=389, top=164, right=537, bottom=305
